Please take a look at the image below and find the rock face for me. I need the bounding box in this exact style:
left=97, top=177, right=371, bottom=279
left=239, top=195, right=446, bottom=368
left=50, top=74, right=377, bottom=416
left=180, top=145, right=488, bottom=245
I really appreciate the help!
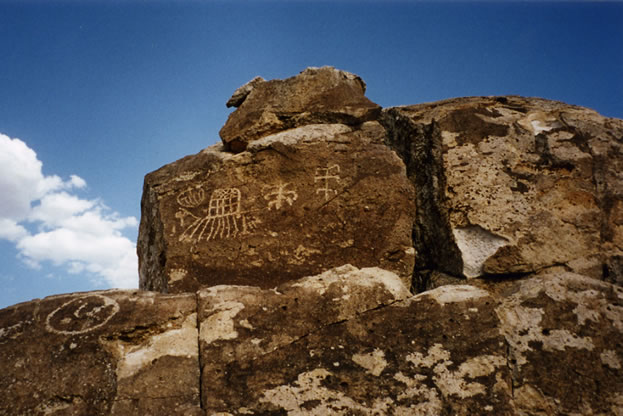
left=197, top=267, right=623, bottom=415
left=0, top=290, right=201, bottom=415
left=138, top=70, right=415, bottom=294
left=3, top=68, right=623, bottom=415
left=2, top=267, right=622, bottom=415
left=381, top=96, right=623, bottom=287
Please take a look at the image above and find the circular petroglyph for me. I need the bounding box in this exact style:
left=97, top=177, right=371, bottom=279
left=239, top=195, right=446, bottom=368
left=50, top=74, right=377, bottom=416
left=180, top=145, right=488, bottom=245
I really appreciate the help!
left=45, top=295, right=120, bottom=335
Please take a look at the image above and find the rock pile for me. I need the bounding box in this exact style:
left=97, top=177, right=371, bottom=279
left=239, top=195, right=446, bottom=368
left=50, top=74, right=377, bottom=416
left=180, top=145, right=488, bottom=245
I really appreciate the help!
left=1, top=67, right=622, bottom=415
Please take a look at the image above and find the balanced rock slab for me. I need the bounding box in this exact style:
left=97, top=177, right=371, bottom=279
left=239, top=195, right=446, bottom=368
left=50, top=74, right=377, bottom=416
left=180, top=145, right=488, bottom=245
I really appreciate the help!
left=0, top=290, right=201, bottom=416
left=139, top=121, right=415, bottom=293
left=382, top=96, right=623, bottom=283
left=219, top=66, right=381, bottom=152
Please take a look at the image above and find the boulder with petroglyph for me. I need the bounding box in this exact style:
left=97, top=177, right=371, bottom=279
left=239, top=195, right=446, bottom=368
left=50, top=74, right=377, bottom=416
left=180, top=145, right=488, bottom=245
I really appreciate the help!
left=0, top=290, right=201, bottom=416
left=219, top=66, right=381, bottom=152
left=0, top=267, right=622, bottom=415
left=4, top=65, right=623, bottom=416
left=138, top=120, right=415, bottom=294
left=381, top=96, right=623, bottom=285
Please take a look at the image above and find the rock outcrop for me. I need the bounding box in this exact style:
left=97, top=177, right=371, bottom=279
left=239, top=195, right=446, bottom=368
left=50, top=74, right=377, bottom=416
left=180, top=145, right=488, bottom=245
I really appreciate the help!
left=218, top=67, right=380, bottom=152
left=138, top=69, right=414, bottom=294
left=198, top=267, right=623, bottom=415
left=0, top=290, right=201, bottom=415
left=381, top=97, right=623, bottom=288
left=2, top=67, right=623, bottom=415
left=2, top=266, right=622, bottom=415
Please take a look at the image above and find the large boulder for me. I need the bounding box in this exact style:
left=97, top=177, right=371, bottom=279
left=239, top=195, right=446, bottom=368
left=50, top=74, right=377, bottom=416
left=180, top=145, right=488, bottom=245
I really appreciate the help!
left=381, top=96, right=623, bottom=286
left=196, top=267, right=623, bottom=415
left=138, top=121, right=415, bottom=294
left=1, top=266, right=622, bottom=414
left=4, top=67, right=623, bottom=415
left=219, top=66, right=381, bottom=152
left=0, top=290, right=201, bottom=415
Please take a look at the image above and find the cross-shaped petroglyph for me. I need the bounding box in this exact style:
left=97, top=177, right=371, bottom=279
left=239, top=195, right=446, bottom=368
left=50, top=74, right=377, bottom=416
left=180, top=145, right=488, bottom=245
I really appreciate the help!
left=177, top=187, right=259, bottom=243
left=315, top=164, right=341, bottom=201
left=263, top=182, right=298, bottom=210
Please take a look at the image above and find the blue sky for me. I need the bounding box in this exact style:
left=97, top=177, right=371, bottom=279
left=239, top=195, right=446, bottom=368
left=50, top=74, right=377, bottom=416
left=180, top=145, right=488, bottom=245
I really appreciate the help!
left=1, top=0, right=622, bottom=308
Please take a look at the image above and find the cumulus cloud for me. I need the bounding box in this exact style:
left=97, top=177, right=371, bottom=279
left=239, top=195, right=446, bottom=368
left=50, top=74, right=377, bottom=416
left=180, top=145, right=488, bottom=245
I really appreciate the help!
left=0, top=133, right=138, bottom=288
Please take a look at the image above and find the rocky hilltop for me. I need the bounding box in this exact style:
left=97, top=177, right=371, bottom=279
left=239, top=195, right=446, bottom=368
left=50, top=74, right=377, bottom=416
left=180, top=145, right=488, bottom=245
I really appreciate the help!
left=1, top=67, right=622, bottom=415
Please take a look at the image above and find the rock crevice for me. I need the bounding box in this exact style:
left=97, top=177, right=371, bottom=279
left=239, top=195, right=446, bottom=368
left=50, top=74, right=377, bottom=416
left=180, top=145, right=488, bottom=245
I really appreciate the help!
left=381, top=96, right=623, bottom=289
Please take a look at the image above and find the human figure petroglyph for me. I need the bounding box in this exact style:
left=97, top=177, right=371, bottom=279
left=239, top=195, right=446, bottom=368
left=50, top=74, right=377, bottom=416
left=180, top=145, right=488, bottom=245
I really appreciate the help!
left=315, top=164, right=341, bottom=201
left=263, top=182, right=298, bottom=210
left=178, top=187, right=259, bottom=243
left=45, top=295, right=120, bottom=335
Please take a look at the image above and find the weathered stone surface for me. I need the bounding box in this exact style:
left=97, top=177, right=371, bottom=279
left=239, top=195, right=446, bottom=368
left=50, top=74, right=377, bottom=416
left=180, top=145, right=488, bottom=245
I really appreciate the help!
left=197, top=266, right=623, bottom=415
left=225, top=76, right=265, bottom=108
left=494, top=269, right=623, bottom=415
left=0, top=290, right=200, bottom=416
left=5, top=65, right=623, bottom=415
left=139, top=121, right=415, bottom=294
left=382, top=96, right=623, bottom=285
left=1, top=266, right=622, bottom=415
left=219, top=66, right=381, bottom=152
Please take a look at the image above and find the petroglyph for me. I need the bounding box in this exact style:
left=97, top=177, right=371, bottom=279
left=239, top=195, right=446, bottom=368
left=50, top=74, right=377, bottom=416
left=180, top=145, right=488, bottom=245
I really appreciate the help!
left=263, top=182, right=298, bottom=210
left=45, top=295, right=120, bottom=335
left=177, top=186, right=206, bottom=208
left=315, top=164, right=341, bottom=201
left=173, top=170, right=203, bottom=182
left=178, top=188, right=259, bottom=243
left=0, top=322, right=27, bottom=343
left=169, top=268, right=188, bottom=283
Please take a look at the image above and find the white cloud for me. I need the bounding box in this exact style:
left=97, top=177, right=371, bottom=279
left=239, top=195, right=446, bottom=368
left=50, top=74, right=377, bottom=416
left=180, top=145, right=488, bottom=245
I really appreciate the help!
left=69, top=175, right=87, bottom=189
left=0, top=133, right=138, bottom=289
left=0, top=219, right=29, bottom=242
left=29, top=192, right=96, bottom=228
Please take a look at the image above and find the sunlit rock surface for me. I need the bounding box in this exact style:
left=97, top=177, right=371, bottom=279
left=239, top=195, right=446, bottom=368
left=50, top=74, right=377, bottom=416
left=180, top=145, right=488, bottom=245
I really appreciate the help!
left=4, top=267, right=621, bottom=415
left=0, top=290, right=201, bottom=415
left=381, top=96, right=623, bottom=286
left=2, top=67, right=623, bottom=415
left=219, top=66, right=380, bottom=152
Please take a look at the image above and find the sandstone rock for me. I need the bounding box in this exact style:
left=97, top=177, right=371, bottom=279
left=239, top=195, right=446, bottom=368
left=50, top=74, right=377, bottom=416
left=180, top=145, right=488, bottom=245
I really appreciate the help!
left=197, top=267, right=511, bottom=415
left=381, top=96, right=623, bottom=284
left=495, top=269, right=623, bottom=415
left=197, top=264, right=412, bottom=412
left=219, top=66, right=381, bottom=152
left=225, top=76, right=265, bottom=108
left=1, top=266, right=622, bottom=415
left=139, top=121, right=415, bottom=294
left=5, top=65, right=623, bottom=415
left=196, top=267, right=623, bottom=415
left=0, top=290, right=201, bottom=416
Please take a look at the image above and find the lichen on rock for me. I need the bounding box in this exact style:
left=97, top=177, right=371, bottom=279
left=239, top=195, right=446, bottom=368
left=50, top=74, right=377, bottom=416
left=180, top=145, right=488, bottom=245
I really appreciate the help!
left=2, top=67, right=623, bottom=415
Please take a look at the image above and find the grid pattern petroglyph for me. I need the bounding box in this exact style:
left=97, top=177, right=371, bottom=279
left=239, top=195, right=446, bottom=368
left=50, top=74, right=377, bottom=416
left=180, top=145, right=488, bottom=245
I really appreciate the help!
left=178, top=188, right=256, bottom=242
